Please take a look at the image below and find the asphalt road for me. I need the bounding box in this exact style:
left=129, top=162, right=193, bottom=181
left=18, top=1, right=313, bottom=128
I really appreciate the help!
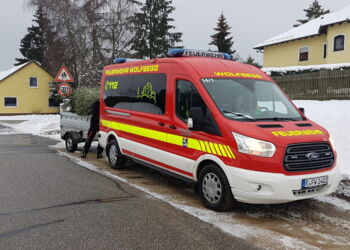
left=0, top=129, right=259, bottom=249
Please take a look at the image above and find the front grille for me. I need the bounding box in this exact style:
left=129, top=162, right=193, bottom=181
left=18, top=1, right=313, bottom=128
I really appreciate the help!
left=283, top=142, right=334, bottom=172
left=293, top=186, right=325, bottom=196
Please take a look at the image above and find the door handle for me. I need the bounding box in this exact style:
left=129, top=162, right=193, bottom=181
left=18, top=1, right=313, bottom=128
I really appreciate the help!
left=169, top=125, right=177, bottom=129
left=158, top=122, right=165, bottom=126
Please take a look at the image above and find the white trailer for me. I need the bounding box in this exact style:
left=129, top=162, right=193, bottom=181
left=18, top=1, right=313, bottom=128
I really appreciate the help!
left=60, top=103, right=97, bottom=152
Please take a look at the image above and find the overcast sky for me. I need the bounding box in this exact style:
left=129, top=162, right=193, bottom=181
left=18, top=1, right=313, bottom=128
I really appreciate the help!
left=0, top=0, right=348, bottom=71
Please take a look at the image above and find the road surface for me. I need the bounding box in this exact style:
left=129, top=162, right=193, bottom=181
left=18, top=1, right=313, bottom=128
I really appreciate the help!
left=0, top=128, right=258, bottom=250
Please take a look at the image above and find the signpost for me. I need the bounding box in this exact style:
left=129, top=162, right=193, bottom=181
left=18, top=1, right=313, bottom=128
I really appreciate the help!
left=54, top=65, right=75, bottom=82
left=54, top=65, right=74, bottom=98
left=57, top=83, right=73, bottom=97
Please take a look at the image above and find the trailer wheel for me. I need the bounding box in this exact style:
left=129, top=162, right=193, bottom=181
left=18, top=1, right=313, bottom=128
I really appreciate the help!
left=198, top=164, right=235, bottom=212
left=107, top=139, right=126, bottom=169
left=65, top=134, right=78, bottom=152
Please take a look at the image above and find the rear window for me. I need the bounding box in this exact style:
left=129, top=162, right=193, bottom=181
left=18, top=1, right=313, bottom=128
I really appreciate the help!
left=103, top=74, right=166, bottom=115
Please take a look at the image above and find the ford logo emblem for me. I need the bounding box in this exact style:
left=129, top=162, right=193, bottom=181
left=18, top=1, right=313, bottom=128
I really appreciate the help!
left=306, top=152, right=319, bottom=160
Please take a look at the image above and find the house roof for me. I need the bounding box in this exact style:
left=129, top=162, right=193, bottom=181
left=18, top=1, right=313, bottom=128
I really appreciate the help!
left=0, top=60, right=53, bottom=82
left=254, top=4, right=350, bottom=50
left=0, top=61, right=33, bottom=82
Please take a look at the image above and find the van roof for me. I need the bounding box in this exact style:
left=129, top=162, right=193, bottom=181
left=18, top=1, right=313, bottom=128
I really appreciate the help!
left=104, top=57, right=271, bottom=81
left=175, top=57, right=270, bottom=80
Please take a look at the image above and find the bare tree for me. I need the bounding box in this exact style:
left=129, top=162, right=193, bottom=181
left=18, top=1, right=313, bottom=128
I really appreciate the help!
left=101, top=0, right=135, bottom=59
left=25, top=0, right=135, bottom=85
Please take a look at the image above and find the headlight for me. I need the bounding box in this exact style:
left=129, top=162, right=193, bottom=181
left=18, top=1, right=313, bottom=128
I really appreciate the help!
left=233, top=132, right=276, bottom=157
left=329, top=136, right=336, bottom=151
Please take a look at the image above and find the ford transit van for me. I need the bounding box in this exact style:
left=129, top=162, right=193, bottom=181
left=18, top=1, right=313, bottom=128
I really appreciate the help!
left=98, top=49, right=341, bottom=211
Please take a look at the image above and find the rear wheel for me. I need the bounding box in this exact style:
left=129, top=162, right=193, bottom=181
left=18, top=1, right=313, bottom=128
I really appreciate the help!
left=107, top=139, right=126, bottom=169
left=198, top=164, right=235, bottom=211
left=65, top=134, right=78, bottom=152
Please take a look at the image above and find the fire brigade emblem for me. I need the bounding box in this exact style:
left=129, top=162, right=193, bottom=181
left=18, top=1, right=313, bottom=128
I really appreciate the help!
left=182, top=138, right=188, bottom=147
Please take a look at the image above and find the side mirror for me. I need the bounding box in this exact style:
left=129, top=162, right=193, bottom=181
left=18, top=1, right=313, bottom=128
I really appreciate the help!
left=298, top=107, right=305, bottom=114
left=189, top=107, right=204, bottom=130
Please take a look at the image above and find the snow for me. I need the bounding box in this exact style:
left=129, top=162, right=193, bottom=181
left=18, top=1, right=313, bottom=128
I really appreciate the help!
left=254, top=4, right=350, bottom=49
left=315, top=196, right=350, bottom=211
left=0, top=61, right=31, bottom=81
left=293, top=100, right=350, bottom=178
left=262, top=63, right=350, bottom=74
left=0, top=114, right=61, bottom=141
left=0, top=101, right=349, bottom=177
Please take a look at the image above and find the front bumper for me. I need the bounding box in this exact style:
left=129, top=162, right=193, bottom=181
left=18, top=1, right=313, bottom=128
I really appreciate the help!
left=226, top=165, right=341, bottom=204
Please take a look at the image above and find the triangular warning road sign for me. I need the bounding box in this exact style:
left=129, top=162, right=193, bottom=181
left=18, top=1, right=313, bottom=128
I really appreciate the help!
left=54, top=65, right=74, bottom=82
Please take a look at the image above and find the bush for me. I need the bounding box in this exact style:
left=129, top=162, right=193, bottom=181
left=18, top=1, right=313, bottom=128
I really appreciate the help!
left=70, top=86, right=100, bottom=116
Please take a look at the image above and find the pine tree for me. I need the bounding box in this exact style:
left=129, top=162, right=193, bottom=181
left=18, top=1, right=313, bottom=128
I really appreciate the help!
left=209, top=13, right=235, bottom=55
left=15, top=4, right=66, bottom=74
left=294, top=0, right=330, bottom=27
left=39, top=6, right=66, bottom=75
left=15, top=6, right=46, bottom=66
left=129, top=0, right=182, bottom=58
left=244, top=55, right=261, bottom=68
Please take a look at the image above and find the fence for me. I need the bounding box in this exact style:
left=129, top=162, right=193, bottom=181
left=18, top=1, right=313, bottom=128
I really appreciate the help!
left=272, top=69, right=350, bottom=100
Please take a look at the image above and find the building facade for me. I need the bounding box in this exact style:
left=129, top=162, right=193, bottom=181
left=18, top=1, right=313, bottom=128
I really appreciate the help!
left=254, top=5, right=350, bottom=68
left=0, top=61, right=59, bottom=114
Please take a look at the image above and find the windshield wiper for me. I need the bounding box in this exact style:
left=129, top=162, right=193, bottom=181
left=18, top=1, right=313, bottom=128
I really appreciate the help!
left=222, top=111, right=256, bottom=121
left=255, top=117, right=300, bottom=121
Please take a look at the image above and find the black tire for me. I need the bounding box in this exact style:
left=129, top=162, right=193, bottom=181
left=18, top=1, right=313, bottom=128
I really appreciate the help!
left=198, top=164, right=235, bottom=212
left=106, top=139, right=126, bottom=169
left=65, top=134, right=78, bottom=152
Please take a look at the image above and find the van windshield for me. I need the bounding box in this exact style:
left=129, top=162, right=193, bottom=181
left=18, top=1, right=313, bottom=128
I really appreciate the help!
left=201, top=78, right=303, bottom=121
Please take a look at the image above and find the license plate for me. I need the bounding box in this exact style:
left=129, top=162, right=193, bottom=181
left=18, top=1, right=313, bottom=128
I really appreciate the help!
left=302, top=176, right=328, bottom=189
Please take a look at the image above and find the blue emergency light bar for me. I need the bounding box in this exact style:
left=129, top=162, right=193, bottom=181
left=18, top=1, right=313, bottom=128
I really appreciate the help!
left=113, top=58, right=143, bottom=64
left=167, top=49, right=233, bottom=60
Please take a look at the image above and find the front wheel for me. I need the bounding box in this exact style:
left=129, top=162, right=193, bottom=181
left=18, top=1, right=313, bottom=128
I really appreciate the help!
left=106, top=139, right=126, bottom=169
left=198, top=164, right=235, bottom=212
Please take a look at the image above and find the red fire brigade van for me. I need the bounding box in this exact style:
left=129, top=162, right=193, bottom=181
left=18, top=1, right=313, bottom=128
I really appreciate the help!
left=98, top=49, right=341, bottom=211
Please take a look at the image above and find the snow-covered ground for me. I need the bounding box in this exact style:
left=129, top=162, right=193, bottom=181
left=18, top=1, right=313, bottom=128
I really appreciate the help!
left=0, top=100, right=349, bottom=177
left=293, top=100, right=349, bottom=178
left=0, top=114, right=61, bottom=140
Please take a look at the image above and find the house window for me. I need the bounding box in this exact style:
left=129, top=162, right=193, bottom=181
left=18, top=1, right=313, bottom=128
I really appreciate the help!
left=30, top=77, right=38, bottom=88
left=299, top=47, right=309, bottom=61
left=334, top=35, right=345, bottom=51
left=323, top=44, right=327, bottom=59
left=49, top=97, right=60, bottom=107
left=4, top=97, right=17, bottom=107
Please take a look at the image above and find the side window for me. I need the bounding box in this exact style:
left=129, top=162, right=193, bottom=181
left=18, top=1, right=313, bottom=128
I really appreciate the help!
left=176, top=80, right=220, bottom=136
left=131, top=74, right=166, bottom=114
left=176, top=80, right=192, bottom=120
left=334, top=35, right=345, bottom=51
left=103, top=75, right=133, bottom=110
left=103, top=74, right=166, bottom=115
